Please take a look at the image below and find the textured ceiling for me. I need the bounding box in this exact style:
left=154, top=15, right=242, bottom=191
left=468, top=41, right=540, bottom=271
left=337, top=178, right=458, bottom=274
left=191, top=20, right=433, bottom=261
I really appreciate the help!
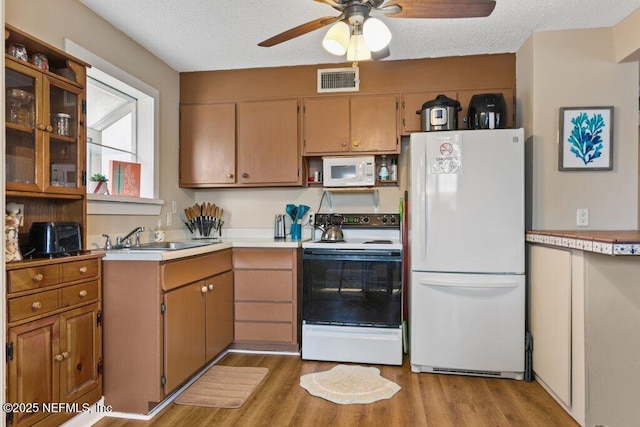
left=79, top=0, right=640, bottom=72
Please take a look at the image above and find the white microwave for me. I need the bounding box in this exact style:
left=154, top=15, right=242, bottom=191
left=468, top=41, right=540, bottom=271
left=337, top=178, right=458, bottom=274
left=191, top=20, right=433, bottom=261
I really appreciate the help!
left=322, top=156, right=375, bottom=187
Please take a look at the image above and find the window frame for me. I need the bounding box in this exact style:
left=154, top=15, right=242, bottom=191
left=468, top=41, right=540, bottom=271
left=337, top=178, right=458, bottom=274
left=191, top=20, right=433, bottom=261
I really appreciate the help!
left=64, top=39, right=162, bottom=215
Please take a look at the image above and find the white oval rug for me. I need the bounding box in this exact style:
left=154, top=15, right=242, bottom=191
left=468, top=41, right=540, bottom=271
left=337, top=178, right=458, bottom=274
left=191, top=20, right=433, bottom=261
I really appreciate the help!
left=300, top=364, right=401, bottom=405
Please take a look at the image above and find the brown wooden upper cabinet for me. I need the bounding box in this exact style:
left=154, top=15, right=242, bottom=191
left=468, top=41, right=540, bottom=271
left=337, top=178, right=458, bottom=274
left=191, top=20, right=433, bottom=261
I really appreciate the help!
left=180, top=99, right=302, bottom=187
left=237, top=99, right=301, bottom=185
left=402, top=88, right=515, bottom=134
left=5, top=49, right=87, bottom=196
left=303, top=94, right=399, bottom=156
left=179, top=103, right=236, bottom=187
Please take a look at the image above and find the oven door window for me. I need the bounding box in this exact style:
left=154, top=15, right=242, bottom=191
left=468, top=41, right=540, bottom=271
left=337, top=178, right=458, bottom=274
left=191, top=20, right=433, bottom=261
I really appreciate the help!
left=303, top=252, right=402, bottom=327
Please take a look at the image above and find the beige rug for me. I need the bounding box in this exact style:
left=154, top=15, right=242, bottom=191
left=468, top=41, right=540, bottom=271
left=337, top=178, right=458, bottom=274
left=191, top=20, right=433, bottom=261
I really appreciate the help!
left=175, top=365, right=268, bottom=408
left=300, top=364, right=401, bottom=405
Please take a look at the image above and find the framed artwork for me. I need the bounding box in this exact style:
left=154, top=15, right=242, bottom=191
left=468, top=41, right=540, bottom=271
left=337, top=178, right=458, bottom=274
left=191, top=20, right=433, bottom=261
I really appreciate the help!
left=559, top=106, right=613, bottom=171
left=109, top=160, right=141, bottom=197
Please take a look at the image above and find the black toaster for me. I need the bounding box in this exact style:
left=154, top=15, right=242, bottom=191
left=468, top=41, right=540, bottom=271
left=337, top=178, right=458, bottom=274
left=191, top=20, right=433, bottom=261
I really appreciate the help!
left=28, top=222, right=82, bottom=255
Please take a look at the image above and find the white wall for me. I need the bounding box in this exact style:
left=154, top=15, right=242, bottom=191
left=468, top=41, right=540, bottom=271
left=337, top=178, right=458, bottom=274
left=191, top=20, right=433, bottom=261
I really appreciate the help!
left=517, top=28, right=639, bottom=230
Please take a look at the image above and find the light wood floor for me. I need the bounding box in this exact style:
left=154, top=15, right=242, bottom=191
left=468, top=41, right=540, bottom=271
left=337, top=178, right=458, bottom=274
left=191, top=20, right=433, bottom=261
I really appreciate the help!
left=94, top=352, right=578, bottom=427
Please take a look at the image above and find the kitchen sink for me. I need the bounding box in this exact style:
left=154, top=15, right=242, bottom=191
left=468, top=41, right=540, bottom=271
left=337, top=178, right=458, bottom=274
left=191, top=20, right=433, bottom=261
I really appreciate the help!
left=112, top=241, right=220, bottom=251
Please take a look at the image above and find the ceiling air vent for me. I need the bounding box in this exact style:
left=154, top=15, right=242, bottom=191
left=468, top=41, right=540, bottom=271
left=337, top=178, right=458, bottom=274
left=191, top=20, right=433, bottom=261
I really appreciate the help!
left=317, top=67, right=359, bottom=93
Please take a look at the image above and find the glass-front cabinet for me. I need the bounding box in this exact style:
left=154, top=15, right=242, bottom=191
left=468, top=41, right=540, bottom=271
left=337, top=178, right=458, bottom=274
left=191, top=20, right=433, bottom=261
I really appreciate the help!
left=5, top=53, right=85, bottom=195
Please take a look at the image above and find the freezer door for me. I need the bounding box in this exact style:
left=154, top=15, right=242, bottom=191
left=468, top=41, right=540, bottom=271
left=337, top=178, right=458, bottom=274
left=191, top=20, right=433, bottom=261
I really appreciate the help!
left=410, top=129, right=524, bottom=274
left=410, top=272, right=525, bottom=377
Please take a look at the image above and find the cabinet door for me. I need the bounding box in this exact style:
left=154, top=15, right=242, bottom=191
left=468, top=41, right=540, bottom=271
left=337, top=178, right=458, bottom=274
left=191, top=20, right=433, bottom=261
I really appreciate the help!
left=529, top=245, right=572, bottom=406
left=7, top=315, right=60, bottom=427
left=303, top=97, right=350, bottom=154
left=5, top=61, right=45, bottom=192
left=350, top=95, right=399, bottom=153
left=59, top=303, right=102, bottom=403
left=180, top=103, right=236, bottom=186
left=237, top=99, right=301, bottom=185
left=45, top=76, right=85, bottom=195
left=402, top=91, right=457, bottom=134
left=164, top=282, right=206, bottom=392
left=205, top=271, right=234, bottom=361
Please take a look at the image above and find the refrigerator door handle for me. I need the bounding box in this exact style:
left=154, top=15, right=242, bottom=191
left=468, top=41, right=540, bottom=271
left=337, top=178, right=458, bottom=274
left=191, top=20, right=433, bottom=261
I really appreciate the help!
left=419, top=279, right=519, bottom=289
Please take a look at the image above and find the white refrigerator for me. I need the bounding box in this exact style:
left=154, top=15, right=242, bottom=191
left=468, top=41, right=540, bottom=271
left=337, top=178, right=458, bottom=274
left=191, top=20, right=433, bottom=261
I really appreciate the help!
left=409, top=129, right=525, bottom=380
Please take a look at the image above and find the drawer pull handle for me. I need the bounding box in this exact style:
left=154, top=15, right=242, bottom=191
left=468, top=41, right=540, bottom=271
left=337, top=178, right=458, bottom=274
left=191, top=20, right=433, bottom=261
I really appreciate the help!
left=32, top=301, right=42, bottom=310
left=79, top=266, right=88, bottom=273
left=33, top=273, right=44, bottom=282
left=78, top=290, right=88, bottom=297
left=208, top=284, right=214, bottom=291
left=201, top=286, right=208, bottom=293
left=54, top=354, right=63, bottom=362
left=62, top=351, right=70, bottom=359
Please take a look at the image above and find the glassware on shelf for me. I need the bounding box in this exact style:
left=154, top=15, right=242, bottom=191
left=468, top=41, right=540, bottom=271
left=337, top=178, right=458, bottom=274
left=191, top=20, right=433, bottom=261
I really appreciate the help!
left=378, top=155, right=390, bottom=181
left=6, top=88, right=34, bottom=128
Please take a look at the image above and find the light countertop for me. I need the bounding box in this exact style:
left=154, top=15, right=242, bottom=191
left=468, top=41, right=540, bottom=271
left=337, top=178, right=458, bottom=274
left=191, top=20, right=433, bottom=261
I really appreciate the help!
left=99, top=237, right=308, bottom=261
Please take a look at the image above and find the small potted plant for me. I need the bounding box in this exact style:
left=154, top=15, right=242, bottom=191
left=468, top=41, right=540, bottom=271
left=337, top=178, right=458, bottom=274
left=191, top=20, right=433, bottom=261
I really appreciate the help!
left=89, top=173, right=109, bottom=194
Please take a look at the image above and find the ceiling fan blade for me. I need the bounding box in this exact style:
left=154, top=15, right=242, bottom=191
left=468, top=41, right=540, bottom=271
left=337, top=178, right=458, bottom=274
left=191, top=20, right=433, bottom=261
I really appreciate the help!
left=383, top=0, right=496, bottom=19
left=372, top=46, right=391, bottom=61
left=258, top=16, right=341, bottom=47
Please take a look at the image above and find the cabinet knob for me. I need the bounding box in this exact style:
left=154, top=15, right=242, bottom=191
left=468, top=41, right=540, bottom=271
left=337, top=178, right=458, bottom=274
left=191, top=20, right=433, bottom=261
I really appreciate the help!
left=62, top=351, right=70, bottom=359
left=79, top=266, right=88, bottom=274
left=242, top=172, right=249, bottom=178
left=37, top=123, right=46, bottom=131
left=227, top=173, right=234, bottom=179
left=46, top=125, right=53, bottom=132
left=54, top=354, right=63, bottom=362
left=201, top=286, right=208, bottom=293
left=78, top=290, right=88, bottom=297
left=353, top=140, right=360, bottom=147
left=31, top=301, right=42, bottom=310
left=208, top=284, right=214, bottom=291
left=33, top=273, right=44, bottom=282
left=341, top=141, right=347, bottom=147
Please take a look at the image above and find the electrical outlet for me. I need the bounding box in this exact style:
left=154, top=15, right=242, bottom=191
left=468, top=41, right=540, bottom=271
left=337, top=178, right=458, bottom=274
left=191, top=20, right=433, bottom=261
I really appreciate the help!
left=577, top=208, right=589, bottom=227
left=172, top=201, right=177, bottom=214
left=166, top=212, right=172, bottom=227
left=308, top=212, right=316, bottom=226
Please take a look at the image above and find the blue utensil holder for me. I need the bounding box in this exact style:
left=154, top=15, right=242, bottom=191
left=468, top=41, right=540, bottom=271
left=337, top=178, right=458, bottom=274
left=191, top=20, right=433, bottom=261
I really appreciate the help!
left=290, top=223, right=301, bottom=240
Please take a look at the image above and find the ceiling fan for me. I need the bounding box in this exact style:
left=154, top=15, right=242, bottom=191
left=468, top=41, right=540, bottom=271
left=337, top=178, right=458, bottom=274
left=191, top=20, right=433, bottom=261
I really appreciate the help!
left=258, top=0, right=497, bottom=61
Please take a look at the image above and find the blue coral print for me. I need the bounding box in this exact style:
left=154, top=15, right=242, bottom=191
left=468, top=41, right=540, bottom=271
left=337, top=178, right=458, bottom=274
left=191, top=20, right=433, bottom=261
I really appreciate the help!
left=568, top=112, right=605, bottom=165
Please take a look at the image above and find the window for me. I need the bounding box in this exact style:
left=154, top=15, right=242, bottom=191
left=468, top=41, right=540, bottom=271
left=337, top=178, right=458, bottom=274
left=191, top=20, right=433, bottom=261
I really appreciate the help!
left=65, top=39, right=162, bottom=214
left=86, top=76, right=138, bottom=183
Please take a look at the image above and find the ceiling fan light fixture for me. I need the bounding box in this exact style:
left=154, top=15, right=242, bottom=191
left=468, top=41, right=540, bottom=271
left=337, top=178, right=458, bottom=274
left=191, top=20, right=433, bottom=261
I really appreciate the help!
left=347, top=33, right=371, bottom=61
left=362, top=17, right=392, bottom=52
left=322, top=20, right=350, bottom=56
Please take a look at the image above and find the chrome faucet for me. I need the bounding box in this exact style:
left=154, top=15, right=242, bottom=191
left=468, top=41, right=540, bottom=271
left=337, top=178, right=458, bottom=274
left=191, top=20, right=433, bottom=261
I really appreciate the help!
left=116, top=226, right=145, bottom=247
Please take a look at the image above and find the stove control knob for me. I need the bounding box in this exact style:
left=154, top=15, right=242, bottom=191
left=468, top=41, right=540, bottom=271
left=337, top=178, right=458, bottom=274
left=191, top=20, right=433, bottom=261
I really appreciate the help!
left=382, top=217, right=388, bottom=223
left=362, top=216, right=370, bottom=223
left=390, top=216, right=396, bottom=223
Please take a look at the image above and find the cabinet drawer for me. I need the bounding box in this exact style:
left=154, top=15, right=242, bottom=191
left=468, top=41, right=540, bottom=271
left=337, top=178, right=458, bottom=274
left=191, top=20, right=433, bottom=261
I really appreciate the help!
left=61, top=281, right=99, bottom=307
left=162, top=249, right=232, bottom=291
left=62, top=259, right=100, bottom=282
left=234, top=322, right=293, bottom=343
left=8, top=289, right=60, bottom=322
left=233, top=249, right=293, bottom=270
left=7, top=265, right=60, bottom=293
left=235, top=302, right=292, bottom=322
left=234, top=270, right=293, bottom=301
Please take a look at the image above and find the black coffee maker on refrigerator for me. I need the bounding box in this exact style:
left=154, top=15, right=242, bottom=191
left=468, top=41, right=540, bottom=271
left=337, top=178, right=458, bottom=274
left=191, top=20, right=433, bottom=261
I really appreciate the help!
left=467, top=93, right=507, bottom=130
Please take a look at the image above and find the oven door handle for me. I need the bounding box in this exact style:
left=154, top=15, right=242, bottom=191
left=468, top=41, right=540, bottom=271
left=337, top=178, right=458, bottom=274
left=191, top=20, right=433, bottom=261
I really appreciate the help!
left=303, top=249, right=402, bottom=260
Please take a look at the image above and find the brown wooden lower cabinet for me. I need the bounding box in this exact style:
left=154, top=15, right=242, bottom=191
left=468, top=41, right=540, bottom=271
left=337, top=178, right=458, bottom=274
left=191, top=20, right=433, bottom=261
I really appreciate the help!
left=102, top=249, right=233, bottom=414
left=232, top=248, right=301, bottom=352
left=5, top=254, right=103, bottom=427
